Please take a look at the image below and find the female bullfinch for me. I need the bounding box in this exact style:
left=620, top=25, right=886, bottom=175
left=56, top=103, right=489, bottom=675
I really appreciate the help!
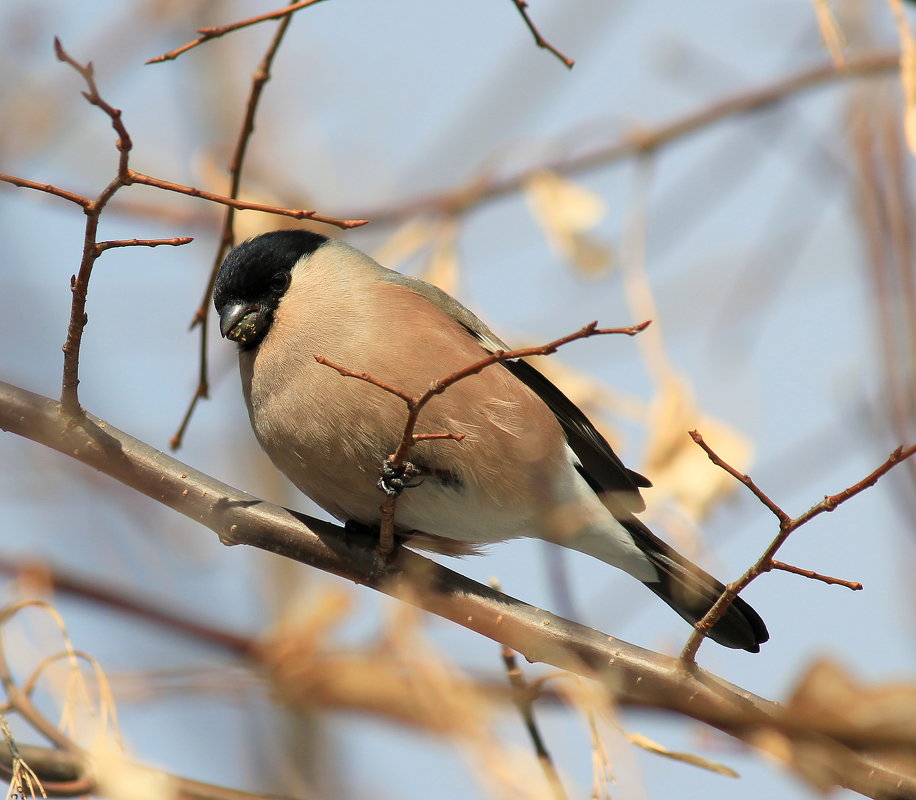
left=214, top=229, right=768, bottom=652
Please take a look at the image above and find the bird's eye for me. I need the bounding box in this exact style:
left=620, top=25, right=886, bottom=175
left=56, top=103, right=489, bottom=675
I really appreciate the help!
left=269, top=271, right=291, bottom=293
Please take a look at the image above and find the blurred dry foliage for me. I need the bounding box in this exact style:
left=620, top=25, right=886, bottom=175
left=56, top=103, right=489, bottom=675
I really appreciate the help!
left=0, top=1, right=914, bottom=800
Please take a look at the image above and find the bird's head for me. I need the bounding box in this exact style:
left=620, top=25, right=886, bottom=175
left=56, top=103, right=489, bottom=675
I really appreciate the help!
left=213, top=229, right=329, bottom=350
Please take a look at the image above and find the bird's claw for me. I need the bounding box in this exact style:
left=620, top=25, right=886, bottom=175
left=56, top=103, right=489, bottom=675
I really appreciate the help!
left=377, top=460, right=424, bottom=497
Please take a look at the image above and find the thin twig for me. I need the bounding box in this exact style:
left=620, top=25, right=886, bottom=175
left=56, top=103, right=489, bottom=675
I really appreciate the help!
left=146, top=0, right=329, bottom=64
left=172, top=12, right=297, bottom=451
left=389, top=321, right=650, bottom=468
left=680, top=435, right=914, bottom=662
left=508, top=0, right=574, bottom=69
left=16, top=38, right=358, bottom=426
left=316, top=320, right=650, bottom=553
left=0, top=175, right=91, bottom=208
left=413, top=432, right=466, bottom=443
left=126, top=171, right=366, bottom=229
left=688, top=430, right=792, bottom=525
left=768, top=560, right=863, bottom=590
left=313, top=356, right=415, bottom=404
left=95, top=237, right=193, bottom=253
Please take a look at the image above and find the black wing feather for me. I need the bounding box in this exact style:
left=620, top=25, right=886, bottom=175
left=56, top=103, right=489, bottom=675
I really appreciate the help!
left=500, top=357, right=651, bottom=510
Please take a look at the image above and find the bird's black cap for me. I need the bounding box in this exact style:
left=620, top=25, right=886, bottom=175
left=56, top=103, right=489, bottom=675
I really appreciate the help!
left=213, top=229, right=329, bottom=313
left=213, top=230, right=329, bottom=350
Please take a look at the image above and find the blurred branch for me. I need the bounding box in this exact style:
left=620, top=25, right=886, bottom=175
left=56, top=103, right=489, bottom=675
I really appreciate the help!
left=499, top=646, right=567, bottom=800
left=0, top=558, right=253, bottom=656
left=0, top=601, right=300, bottom=800
left=0, top=740, right=304, bottom=800
left=811, top=0, right=846, bottom=66
left=681, top=432, right=914, bottom=662
left=147, top=0, right=330, bottom=64
left=355, top=49, right=899, bottom=226
left=769, top=560, right=863, bottom=590
left=848, top=88, right=916, bottom=500
left=508, top=0, right=574, bottom=68
left=0, top=380, right=913, bottom=799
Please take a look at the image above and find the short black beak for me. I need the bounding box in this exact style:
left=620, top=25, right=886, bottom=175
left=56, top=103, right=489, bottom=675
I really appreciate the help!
left=218, top=302, right=270, bottom=347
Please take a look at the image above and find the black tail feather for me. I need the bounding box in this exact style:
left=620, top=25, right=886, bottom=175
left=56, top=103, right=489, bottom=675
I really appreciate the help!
left=624, top=520, right=769, bottom=652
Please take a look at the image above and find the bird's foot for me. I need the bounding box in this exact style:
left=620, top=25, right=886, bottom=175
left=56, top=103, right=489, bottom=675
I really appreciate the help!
left=377, top=459, right=424, bottom=498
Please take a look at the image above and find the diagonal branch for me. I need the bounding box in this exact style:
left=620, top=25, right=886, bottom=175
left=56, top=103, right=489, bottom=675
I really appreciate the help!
left=0, top=175, right=91, bottom=209
left=354, top=50, right=899, bottom=226
left=172, top=12, right=297, bottom=451
left=0, top=379, right=913, bottom=799
left=680, top=432, right=914, bottom=662
left=508, top=0, right=574, bottom=69
left=147, top=0, right=330, bottom=64
left=125, top=171, right=365, bottom=228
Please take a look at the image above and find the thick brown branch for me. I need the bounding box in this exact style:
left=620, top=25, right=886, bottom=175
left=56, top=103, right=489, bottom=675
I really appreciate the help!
left=0, top=380, right=912, bottom=799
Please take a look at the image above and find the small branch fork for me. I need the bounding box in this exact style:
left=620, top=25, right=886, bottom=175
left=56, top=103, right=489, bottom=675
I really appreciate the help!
left=508, top=0, right=574, bottom=69
left=0, top=38, right=362, bottom=419
left=316, top=320, right=651, bottom=553
left=149, top=0, right=572, bottom=69
left=680, top=434, right=915, bottom=663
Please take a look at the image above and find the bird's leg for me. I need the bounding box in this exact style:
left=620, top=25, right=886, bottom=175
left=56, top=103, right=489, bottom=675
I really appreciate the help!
left=343, top=518, right=379, bottom=543
left=343, top=519, right=398, bottom=575
left=377, top=459, right=424, bottom=497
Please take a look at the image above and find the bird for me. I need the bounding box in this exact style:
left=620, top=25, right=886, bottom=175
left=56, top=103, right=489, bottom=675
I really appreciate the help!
left=213, top=229, right=768, bottom=652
